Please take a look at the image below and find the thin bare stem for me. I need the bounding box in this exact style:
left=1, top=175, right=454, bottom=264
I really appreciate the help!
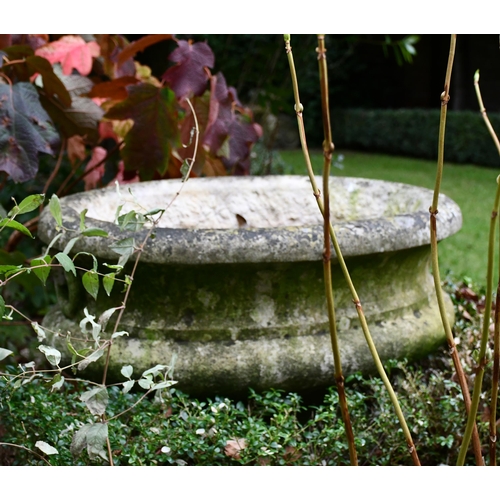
left=59, top=140, right=125, bottom=196
left=458, top=69, right=500, bottom=466
left=427, top=35, right=483, bottom=466
left=284, top=34, right=420, bottom=466
left=317, top=34, right=357, bottom=466
left=43, top=138, right=67, bottom=195
left=0, top=442, right=52, bottom=465
left=492, top=273, right=500, bottom=466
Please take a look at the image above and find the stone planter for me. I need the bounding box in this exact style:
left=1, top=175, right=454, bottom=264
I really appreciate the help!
left=38, top=176, right=462, bottom=395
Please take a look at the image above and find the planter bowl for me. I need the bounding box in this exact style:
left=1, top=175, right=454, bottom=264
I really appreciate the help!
left=38, top=176, right=462, bottom=395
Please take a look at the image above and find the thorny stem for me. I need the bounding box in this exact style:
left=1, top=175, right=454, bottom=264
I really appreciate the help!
left=430, top=35, right=483, bottom=466
left=458, top=69, right=500, bottom=466
left=284, top=34, right=420, bottom=466
left=316, top=34, right=357, bottom=466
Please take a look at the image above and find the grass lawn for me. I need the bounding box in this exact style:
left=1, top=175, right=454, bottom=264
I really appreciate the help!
left=279, top=149, right=500, bottom=286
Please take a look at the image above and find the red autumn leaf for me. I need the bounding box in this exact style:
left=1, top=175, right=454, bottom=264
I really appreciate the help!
left=203, top=73, right=262, bottom=174
left=11, top=34, right=49, bottom=51
left=117, top=34, right=173, bottom=67
left=0, top=82, right=59, bottom=182
left=87, top=76, right=139, bottom=101
left=203, top=73, right=234, bottom=154
left=35, top=35, right=100, bottom=76
left=67, top=135, right=87, bottom=165
left=83, top=146, right=107, bottom=190
left=162, top=40, right=214, bottom=100
left=25, top=55, right=72, bottom=107
left=104, top=83, right=180, bottom=179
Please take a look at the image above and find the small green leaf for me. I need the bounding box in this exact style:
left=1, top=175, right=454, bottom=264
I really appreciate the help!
left=81, top=228, right=108, bottom=237
left=49, top=194, right=63, bottom=229
left=152, top=380, right=177, bottom=390
left=111, top=331, right=129, bottom=339
left=50, top=373, right=65, bottom=392
left=110, top=237, right=135, bottom=267
left=71, top=424, right=92, bottom=458
left=122, top=380, right=135, bottom=394
left=8, top=194, right=45, bottom=217
left=0, top=295, right=5, bottom=318
left=54, top=252, right=76, bottom=276
left=121, top=364, right=133, bottom=379
left=82, top=271, right=99, bottom=300
left=0, top=347, right=13, bottom=361
left=142, top=364, right=168, bottom=377
left=35, top=440, right=59, bottom=455
left=0, top=264, right=22, bottom=276
left=31, top=322, right=47, bottom=341
left=0, top=218, right=34, bottom=238
left=103, top=273, right=115, bottom=296
left=30, top=255, right=52, bottom=285
left=98, top=307, right=120, bottom=330
left=79, top=208, right=88, bottom=231
left=103, top=263, right=123, bottom=272
left=63, top=236, right=81, bottom=255
left=180, top=160, right=190, bottom=181
left=38, top=345, right=61, bottom=366
left=78, top=348, right=105, bottom=371
left=109, top=237, right=136, bottom=256
left=79, top=308, right=101, bottom=345
left=117, top=211, right=145, bottom=231
left=86, top=423, right=109, bottom=461
left=66, top=338, right=79, bottom=357
left=80, top=387, right=109, bottom=416
left=144, top=208, right=164, bottom=217
left=71, top=422, right=110, bottom=460
left=138, top=376, right=153, bottom=390
left=73, top=251, right=98, bottom=272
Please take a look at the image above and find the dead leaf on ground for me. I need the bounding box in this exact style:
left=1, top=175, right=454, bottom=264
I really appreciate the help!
left=283, top=445, right=302, bottom=463
left=224, top=438, right=247, bottom=460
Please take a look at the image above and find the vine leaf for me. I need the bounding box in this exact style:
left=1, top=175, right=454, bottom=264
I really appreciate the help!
left=71, top=422, right=108, bottom=461
left=35, top=441, right=59, bottom=455
left=0, top=347, right=13, bottom=361
left=82, top=270, right=99, bottom=300
left=80, top=386, right=108, bottom=416
left=0, top=219, right=33, bottom=238
left=54, top=252, right=76, bottom=276
left=26, top=56, right=71, bottom=107
left=8, top=194, right=45, bottom=217
left=87, top=76, right=139, bottom=101
left=35, top=35, right=100, bottom=76
left=0, top=82, right=59, bottom=182
left=104, top=83, right=180, bottom=179
left=117, top=34, right=173, bottom=67
left=30, top=255, right=52, bottom=285
left=38, top=345, right=61, bottom=366
left=38, top=67, right=103, bottom=142
left=162, top=40, right=214, bottom=100
left=179, top=73, right=262, bottom=175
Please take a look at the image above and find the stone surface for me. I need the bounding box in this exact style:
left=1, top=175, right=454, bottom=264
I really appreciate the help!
left=38, top=176, right=462, bottom=395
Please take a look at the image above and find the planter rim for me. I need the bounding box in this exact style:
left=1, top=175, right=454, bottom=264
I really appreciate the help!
left=38, top=175, right=462, bottom=265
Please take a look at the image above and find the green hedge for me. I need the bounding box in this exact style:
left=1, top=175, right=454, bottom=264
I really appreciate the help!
left=331, top=109, right=500, bottom=167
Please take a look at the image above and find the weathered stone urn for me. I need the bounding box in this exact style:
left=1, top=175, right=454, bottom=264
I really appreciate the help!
left=38, top=176, right=462, bottom=395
